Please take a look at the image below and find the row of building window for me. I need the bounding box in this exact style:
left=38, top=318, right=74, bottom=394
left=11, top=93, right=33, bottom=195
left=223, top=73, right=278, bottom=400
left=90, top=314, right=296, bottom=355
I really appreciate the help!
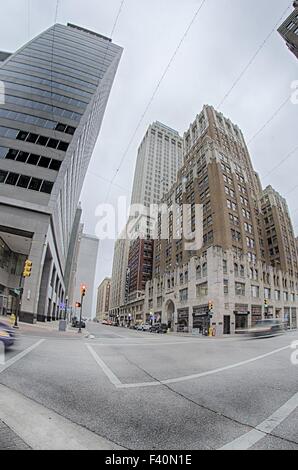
left=8, top=60, right=96, bottom=91
left=35, top=34, right=115, bottom=69
left=4, top=81, right=88, bottom=109
left=21, top=47, right=104, bottom=81
left=0, top=147, right=62, bottom=171
left=4, top=94, right=81, bottom=122
left=0, top=126, right=70, bottom=150
left=0, top=170, right=54, bottom=193
left=0, top=109, right=76, bottom=134
left=177, top=283, right=297, bottom=302
left=0, top=69, right=93, bottom=98
left=42, top=28, right=116, bottom=62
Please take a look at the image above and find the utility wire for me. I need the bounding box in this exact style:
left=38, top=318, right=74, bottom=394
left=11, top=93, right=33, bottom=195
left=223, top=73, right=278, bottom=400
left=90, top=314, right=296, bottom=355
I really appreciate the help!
left=247, top=94, right=291, bottom=145
left=105, top=0, right=207, bottom=199
left=217, top=2, right=292, bottom=109
left=262, top=144, right=298, bottom=180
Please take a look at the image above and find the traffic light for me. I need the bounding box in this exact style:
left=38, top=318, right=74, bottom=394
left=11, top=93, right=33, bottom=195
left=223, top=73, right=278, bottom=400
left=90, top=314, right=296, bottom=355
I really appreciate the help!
left=208, top=300, right=213, bottom=312
left=80, top=284, right=87, bottom=297
left=264, top=299, right=269, bottom=308
left=75, top=302, right=81, bottom=308
left=23, top=259, right=32, bottom=277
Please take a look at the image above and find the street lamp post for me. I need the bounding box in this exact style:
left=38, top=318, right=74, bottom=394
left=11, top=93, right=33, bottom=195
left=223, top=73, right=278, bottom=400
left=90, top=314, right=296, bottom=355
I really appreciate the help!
left=64, top=296, right=68, bottom=321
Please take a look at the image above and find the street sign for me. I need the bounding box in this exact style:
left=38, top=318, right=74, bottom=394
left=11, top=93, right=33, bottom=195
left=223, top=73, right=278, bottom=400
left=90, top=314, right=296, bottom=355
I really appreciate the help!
left=13, top=288, right=22, bottom=296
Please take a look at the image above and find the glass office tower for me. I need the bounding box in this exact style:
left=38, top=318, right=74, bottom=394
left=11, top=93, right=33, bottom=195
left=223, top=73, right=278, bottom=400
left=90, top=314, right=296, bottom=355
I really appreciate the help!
left=0, top=23, right=122, bottom=322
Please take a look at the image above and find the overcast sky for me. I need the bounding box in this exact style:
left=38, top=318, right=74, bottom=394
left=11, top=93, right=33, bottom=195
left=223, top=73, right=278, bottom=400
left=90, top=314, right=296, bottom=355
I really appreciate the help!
left=0, top=0, right=297, bottom=294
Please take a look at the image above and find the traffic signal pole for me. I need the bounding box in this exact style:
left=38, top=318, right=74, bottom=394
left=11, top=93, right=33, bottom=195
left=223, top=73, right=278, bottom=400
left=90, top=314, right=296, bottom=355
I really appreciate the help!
left=14, top=275, right=23, bottom=328
left=78, top=293, right=84, bottom=333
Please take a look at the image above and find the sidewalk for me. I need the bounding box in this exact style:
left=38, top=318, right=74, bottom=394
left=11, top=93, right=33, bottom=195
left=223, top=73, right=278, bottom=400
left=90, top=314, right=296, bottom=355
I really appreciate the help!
left=0, top=419, right=30, bottom=450
left=0, top=315, right=83, bottom=337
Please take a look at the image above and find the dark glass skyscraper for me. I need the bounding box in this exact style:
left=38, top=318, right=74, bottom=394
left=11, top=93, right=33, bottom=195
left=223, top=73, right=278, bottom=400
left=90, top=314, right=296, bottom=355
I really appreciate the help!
left=0, top=23, right=122, bottom=322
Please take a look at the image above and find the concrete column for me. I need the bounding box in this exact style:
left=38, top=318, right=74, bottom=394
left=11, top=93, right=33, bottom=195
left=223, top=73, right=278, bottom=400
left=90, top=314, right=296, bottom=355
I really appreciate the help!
left=20, top=232, right=47, bottom=324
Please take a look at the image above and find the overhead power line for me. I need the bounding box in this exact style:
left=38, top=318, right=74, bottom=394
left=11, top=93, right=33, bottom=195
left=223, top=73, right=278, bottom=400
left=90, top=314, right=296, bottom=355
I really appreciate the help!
left=217, top=3, right=292, bottom=109
left=247, top=94, right=291, bottom=145
left=106, top=0, right=207, bottom=195
left=262, top=144, right=298, bottom=180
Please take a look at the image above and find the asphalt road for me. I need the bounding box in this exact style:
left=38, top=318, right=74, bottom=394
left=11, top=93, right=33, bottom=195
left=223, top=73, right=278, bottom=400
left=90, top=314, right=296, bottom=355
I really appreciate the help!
left=0, top=322, right=297, bottom=450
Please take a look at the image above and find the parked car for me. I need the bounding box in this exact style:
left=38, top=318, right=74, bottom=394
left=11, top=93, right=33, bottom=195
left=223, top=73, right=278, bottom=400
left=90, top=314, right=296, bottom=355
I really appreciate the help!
left=247, top=319, right=285, bottom=338
left=142, top=324, right=151, bottom=332
left=102, top=320, right=108, bottom=325
left=0, top=320, right=15, bottom=349
left=136, top=324, right=144, bottom=331
left=149, top=323, right=168, bottom=334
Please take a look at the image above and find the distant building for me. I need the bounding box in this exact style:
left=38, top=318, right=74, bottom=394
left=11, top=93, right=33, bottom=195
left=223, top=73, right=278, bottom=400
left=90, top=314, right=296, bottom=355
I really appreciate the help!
left=110, top=122, right=183, bottom=322
left=96, top=277, right=111, bottom=321
left=71, top=233, right=99, bottom=319
left=278, top=2, right=298, bottom=59
left=109, top=229, right=130, bottom=319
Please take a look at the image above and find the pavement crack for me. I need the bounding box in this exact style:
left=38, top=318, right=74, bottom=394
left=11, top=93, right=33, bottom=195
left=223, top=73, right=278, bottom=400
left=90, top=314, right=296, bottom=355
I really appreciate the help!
left=119, top=353, right=298, bottom=449
left=0, top=381, right=129, bottom=450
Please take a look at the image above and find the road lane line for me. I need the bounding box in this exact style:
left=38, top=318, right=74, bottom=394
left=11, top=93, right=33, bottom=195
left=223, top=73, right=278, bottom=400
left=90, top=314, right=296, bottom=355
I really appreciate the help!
left=88, top=340, right=202, bottom=347
left=0, top=339, right=45, bottom=374
left=117, top=344, right=292, bottom=389
left=86, top=344, right=122, bottom=387
left=219, top=392, right=298, bottom=450
left=0, top=384, right=123, bottom=450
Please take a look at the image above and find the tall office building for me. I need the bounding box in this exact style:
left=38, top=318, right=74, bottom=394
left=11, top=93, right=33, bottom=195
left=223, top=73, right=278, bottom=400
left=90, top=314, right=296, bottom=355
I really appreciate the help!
left=278, top=1, right=298, bottom=59
left=145, top=105, right=298, bottom=335
left=96, top=277, right=111, bottom=321
left=0, top=23, right=122, bottom=322
left=131, top=121, right=183, bottom=207
left=109, top=122, right=183, bottom=321
left=71, top=232, right=99, bottom=319
left=109, top=231, right=130, bottom=318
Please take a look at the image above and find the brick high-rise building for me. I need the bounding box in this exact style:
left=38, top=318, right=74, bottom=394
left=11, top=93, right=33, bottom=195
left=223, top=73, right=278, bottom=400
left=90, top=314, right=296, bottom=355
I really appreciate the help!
left=145, top=105, right=298, bottom=335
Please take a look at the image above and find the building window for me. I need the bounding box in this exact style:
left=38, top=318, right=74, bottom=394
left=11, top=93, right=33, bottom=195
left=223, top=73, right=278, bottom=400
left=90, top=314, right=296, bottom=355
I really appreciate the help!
left=251, top=285, right=259, bottom=298
left=179, top=288, right=188, bottom=302
left=223, top=279, right=229, bottom=294
left=235, top=282, right=245, bottom=296
left=264, top=288, right=271, bottom=300
left=196, top=283, right=208, bottom=297
left=223, top=259, right=227, bottom=274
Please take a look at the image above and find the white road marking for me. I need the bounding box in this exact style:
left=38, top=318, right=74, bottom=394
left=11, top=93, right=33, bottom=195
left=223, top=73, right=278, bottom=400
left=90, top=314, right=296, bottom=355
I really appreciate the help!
left=85, top=343, right=292, bottom=389
left=87, top=340, right=203, bottom=347
left=0, top=384, right=123, bottom=450
left=0, top=339, right=45, bottom=374
left=219, top=392, right=298, bottom=450
left=86, top=344, right=122, bottom=387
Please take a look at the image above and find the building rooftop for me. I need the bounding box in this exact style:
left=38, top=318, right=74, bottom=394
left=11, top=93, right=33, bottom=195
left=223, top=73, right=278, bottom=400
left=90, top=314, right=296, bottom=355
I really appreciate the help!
left=67, top=23, right=111, bottom=42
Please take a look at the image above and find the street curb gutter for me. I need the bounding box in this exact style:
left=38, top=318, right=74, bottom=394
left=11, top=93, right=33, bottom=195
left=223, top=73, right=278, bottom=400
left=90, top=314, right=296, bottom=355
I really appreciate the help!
left=0, top=384, right=123, bottom=450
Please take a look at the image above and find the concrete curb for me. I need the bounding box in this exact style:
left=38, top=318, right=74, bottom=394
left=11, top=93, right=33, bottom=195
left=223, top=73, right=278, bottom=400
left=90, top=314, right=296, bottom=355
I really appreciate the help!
left=0, top=384, right=124, bottom=450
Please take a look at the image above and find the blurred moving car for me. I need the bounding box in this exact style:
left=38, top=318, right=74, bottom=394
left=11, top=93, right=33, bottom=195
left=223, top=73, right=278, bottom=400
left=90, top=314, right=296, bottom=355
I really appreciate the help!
left=102, top=319, right=108, bottom=325
left=0, top=320, right=15, bottom=349
left=247, top=319, right=285, bottom=338
left=149, top=323, right=168, bottom=334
